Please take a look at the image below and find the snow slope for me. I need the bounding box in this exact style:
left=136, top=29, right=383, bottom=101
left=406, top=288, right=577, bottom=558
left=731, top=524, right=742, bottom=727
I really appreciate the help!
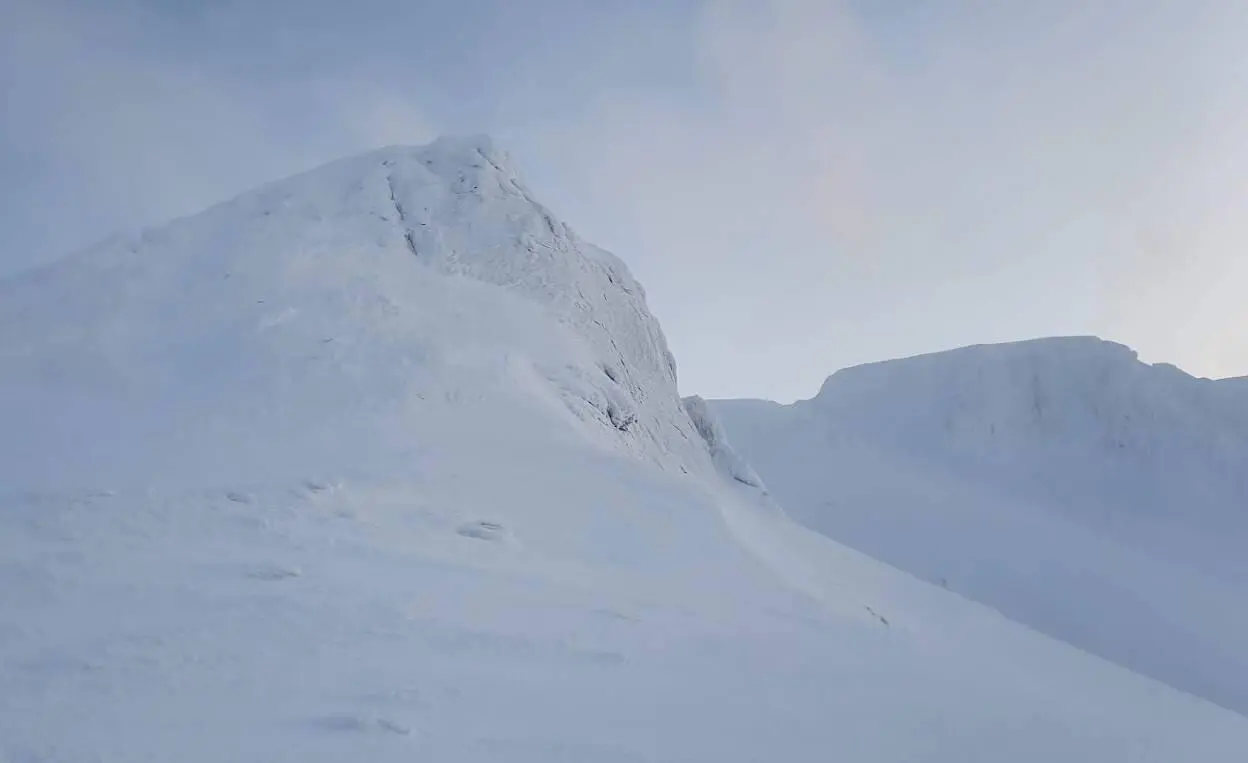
left=713, top=337, right=1248, bottom=716
left=3, top=143, right=1248, bottom=760
left=0, top=135, right=702, bottom=491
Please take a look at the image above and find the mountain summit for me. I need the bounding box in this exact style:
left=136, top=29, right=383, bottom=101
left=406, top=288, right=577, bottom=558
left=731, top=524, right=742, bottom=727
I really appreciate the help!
left=0, top=135, right=714, bottom=490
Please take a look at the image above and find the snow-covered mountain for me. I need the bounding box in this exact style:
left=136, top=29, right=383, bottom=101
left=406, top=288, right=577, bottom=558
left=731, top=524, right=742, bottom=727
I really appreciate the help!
left=4, top=140, right=1248, bottom=761
left=0, top=135, right=711, bottom=492
left=712, top=337, right=1248, bottom=716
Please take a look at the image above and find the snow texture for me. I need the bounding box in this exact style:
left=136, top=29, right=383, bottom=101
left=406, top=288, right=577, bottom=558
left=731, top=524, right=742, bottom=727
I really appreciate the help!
left=3, top=140, right=1248, bottom=761
left=713, top=336, right=1248, bottom=716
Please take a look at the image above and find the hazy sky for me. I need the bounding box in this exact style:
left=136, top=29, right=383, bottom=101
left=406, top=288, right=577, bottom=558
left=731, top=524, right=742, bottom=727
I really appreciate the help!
left=3, top=0, right=1247, bottom=401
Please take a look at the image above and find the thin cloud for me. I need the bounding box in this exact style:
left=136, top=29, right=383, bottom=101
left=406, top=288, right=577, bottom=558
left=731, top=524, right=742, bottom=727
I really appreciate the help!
left=525, top=0, right=1248, bottom=398
left=0, top=0, right=436, bottom=267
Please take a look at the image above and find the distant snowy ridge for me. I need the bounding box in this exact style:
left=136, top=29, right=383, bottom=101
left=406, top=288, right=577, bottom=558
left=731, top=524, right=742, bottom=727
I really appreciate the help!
left=804, top=335, right=1248, bottom=533
left=812, top=336, right=1248, bottom=454
left=713, top=335, right=1248, bottom=715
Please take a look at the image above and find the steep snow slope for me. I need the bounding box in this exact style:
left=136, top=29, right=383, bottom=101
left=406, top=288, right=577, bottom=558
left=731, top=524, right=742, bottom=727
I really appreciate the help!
left=713, top=337, right=1248, bottom=715
left=3, top=145, right=1248, bottom=761
left=0, top=135, right=701, bottom=491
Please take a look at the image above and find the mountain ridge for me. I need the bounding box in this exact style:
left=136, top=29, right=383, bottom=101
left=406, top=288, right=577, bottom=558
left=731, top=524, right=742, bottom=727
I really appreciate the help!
left=4, top=136, right=1248, bottom=760
left=712, top=333, right=1248, bottom=715
left=0, top=135, right=719, bottom=491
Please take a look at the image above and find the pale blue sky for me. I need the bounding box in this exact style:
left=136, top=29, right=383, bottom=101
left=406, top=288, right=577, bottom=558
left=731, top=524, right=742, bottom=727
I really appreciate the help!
left=3, top=0, right=1247, bottom=401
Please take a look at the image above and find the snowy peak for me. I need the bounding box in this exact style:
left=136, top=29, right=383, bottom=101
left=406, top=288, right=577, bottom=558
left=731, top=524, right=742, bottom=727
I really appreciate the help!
left=711, top=336, right=1248, bottom=715
left=810, top=336, right=1248, bottom=463
left=794, top=336, right=1248, bottom=528
left=0, top=136, right=710, bottom=489
left=413, top=133, right=514, bottom=173
left=813, top=336, right=1140, bottom=411
left=821, top=335, right=1134, bottom=377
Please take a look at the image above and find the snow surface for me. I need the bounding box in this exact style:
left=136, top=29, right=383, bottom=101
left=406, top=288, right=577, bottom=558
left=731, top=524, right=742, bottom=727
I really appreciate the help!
left=713, top=337, right=1248, bottom=716
left=4, top=140, right=1248, bottom=760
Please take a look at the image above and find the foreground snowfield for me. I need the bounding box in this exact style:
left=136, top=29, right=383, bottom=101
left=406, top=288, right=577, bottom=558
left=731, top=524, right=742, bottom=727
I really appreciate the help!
left=3, top=137, right=1247, bottom=760
left=713, top=338, right=1248, bottom=717
left=8, top=464, right=1248, bottom=761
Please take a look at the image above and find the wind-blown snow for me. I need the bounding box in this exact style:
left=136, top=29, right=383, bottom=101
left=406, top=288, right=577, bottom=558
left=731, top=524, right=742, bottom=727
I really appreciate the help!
left=3, top=142, right=1247, bottom=761
left=713, top=336, right=1248, bottom=715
